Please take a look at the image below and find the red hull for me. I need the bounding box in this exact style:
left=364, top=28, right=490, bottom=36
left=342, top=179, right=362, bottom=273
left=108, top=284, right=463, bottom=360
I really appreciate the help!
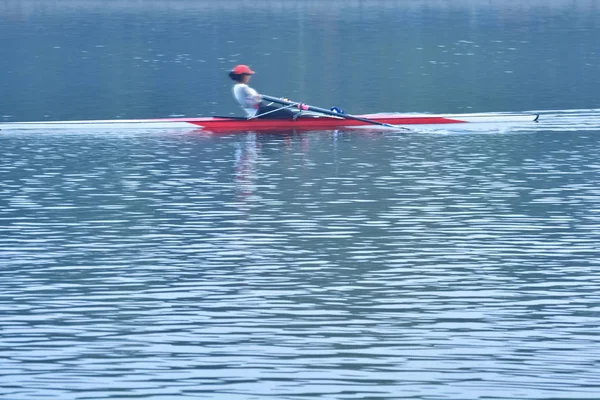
left=188, top=115, right=465, bottom=131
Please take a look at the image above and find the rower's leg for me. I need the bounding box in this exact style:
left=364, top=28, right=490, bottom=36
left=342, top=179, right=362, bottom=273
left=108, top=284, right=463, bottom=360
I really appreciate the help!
left=255, top=102, right=297, bottom=119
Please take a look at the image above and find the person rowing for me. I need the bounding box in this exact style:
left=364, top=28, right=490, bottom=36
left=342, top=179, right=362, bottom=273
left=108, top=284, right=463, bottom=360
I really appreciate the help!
left=229, top=65, right=298, bottom=119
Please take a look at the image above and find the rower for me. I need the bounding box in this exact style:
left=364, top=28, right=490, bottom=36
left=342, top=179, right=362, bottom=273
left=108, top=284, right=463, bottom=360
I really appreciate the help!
left=229, top=65, right=297, bottom=119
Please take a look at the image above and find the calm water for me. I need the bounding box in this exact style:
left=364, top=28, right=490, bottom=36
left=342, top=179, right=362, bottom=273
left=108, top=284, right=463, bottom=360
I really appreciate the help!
left=2, top=1, right=600, bottom=399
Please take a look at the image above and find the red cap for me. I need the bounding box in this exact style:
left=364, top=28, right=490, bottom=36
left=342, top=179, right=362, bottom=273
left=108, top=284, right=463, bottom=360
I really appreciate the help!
left=232, top=64, right=255, bottom=75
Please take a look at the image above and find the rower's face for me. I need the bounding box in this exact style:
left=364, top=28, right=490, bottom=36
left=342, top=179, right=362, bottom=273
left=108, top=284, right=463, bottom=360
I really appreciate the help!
left=242, top=74, right=252, bottom=84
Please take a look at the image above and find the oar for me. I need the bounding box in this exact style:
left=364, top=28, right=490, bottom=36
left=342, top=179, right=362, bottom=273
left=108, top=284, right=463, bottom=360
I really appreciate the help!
left=261, top=95, right=410, bottom=131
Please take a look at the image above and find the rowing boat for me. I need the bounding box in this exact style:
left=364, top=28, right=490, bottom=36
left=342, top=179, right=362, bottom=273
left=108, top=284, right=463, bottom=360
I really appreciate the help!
left=0, top=112, right=539, bottom=132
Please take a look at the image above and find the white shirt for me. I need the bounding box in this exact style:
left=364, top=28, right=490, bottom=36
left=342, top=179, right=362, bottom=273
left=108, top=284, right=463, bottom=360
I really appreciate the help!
left=232, top=83, right=261, bottom=117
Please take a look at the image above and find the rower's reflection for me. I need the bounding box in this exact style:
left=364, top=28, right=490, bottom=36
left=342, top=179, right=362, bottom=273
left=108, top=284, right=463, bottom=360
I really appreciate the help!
left=233, top=131, right=311, bottom=203
left=234, top=133, right=260, bottom=202
left=233, top=130, right=362, bottom=203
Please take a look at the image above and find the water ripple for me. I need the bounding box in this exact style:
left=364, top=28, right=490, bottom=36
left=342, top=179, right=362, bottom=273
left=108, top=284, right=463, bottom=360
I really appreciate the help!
left=1, top=124, right=600, bottom=399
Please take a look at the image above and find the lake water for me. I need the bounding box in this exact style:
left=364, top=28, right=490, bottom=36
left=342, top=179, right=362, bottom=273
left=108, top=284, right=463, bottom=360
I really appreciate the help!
left=1, top=1, right=600, bottom=399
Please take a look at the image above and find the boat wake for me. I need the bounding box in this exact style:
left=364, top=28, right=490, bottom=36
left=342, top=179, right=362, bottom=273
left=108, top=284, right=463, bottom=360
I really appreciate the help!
left=414, top=108, right=600, bottom=134
left=523, top=108, right=600, bottom=132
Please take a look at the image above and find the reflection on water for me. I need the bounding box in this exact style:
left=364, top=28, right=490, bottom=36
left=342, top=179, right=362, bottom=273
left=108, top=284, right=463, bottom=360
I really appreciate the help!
left=1, top=121, right=600, bottom=399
